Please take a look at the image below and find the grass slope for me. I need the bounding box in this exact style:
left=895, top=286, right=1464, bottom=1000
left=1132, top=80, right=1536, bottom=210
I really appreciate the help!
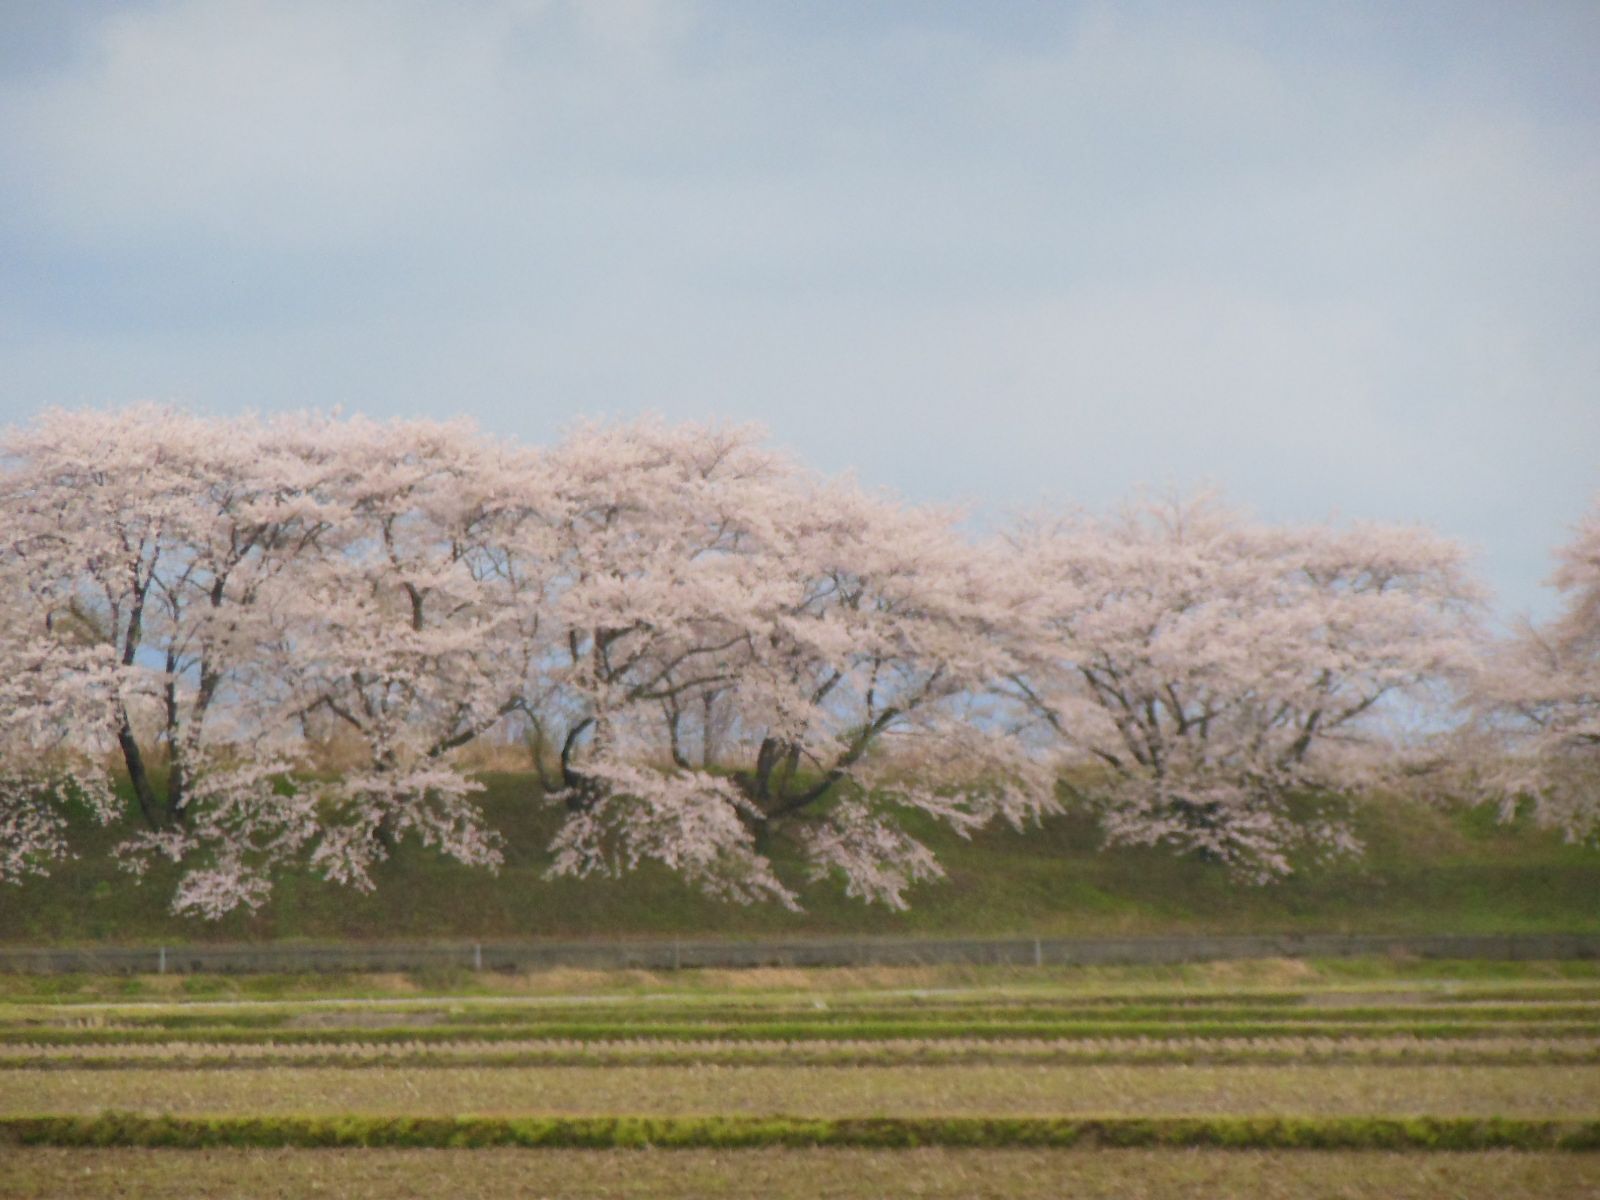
left=4, top=776, right=1595, bottom=944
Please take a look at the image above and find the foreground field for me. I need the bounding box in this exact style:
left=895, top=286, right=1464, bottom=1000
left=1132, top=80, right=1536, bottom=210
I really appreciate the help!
left=4, top=1148, right=1597, bottom=1200
left=3, top=960, right=1596, bottom=1198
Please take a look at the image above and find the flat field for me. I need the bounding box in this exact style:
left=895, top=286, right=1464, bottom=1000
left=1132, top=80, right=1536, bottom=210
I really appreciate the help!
left=2, top=959, right=1597, bottom=1198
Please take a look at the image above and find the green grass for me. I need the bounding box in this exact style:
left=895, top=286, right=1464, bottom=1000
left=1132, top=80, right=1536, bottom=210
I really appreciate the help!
left=12, top=1042, right=1597, bottom=1070
left=10, top=998, right=1599, bottom=1034
left=9, top=1020, right=1599, bottom=1047
left=4, top=777, right=1596, bottom=944
left=5, top=1064, right=1595, bottom=1119
left=11, top=999, right=1597, bottom=1026
left=4, top=1114, right=1598, bottom=1151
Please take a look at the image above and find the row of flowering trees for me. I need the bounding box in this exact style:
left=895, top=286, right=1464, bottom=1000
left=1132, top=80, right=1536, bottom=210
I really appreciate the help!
left=0, top=407, right=1589, bottom=915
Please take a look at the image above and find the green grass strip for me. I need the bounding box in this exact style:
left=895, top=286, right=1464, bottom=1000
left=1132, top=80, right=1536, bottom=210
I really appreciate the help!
left=6, top=1020, right=1595, bottom=1046
left=2, top=1114, right=1596, bottom=1151
left=8, top=1045, right=1598, bottom=1070
left=15, top=1001, right=1594, bottom=1030
left=14, top=982, right=1600, bottom=1009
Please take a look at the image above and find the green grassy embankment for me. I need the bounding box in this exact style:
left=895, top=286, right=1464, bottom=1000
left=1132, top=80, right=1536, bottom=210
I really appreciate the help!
left=3, top=775, right=1594, bottom=944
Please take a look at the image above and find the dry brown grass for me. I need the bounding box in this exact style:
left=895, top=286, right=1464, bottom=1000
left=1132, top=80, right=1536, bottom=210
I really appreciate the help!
left=492, top=967, right=673, bottom=993
left=3, top=1148, right=1595, bottom=1199
left=5, top=1035, right=1597, bottom=1070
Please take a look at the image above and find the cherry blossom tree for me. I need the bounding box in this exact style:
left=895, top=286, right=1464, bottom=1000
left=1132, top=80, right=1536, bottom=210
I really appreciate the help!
left=262, top=414, right=556, bottom=899
left=0, top=407, right=348, bottom=913
left=1475, top=493, right=1600, bottom=842
left=0, top=570, right=119, bottom=885
left=0, top=408, right=535, bottom=915
left=520, top=420, right=804, bottom=904
left=530, top=423, right=1057, bottom=909
left=712, top=482, right=1058, bottom=907
left=1006, top=492, right=1484, bottom=880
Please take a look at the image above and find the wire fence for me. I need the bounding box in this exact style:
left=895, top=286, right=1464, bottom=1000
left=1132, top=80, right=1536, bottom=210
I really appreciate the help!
left=0, top=932, right=1595, bottom=975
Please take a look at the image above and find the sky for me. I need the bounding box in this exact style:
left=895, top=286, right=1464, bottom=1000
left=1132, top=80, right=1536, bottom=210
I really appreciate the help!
left=1, top=0, right=1596, bottom=621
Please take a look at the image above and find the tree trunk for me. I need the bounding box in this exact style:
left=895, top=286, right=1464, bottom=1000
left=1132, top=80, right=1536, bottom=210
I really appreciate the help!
left=115, top=718, right=161, bottom=829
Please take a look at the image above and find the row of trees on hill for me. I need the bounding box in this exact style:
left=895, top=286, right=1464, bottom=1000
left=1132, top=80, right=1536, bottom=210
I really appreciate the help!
left=0, top=407, right=1591, bottom=916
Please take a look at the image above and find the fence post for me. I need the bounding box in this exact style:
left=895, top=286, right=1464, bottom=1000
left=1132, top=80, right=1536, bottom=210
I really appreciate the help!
left=472, top=943, right=483, bottom=972
left=1034, top=937, right=1042, bottom=968
left=158, top=946, right=166, bottom=975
